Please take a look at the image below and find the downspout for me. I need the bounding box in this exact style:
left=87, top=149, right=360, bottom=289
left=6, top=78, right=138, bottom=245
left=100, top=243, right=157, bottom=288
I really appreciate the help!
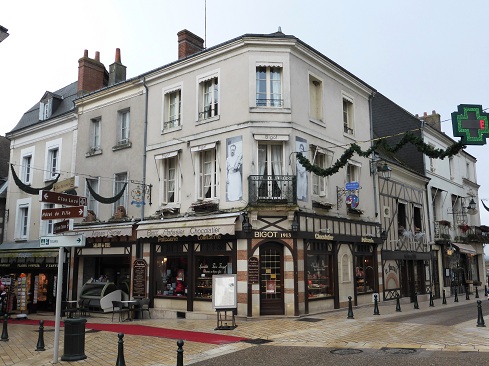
left=369, top=92, right=379, bottom=219
left=139, top=77, right=149, bottom=259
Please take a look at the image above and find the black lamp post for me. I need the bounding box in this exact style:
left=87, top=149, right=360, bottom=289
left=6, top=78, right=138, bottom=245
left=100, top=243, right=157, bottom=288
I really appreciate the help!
left=242, top=213, right=252, bottom=233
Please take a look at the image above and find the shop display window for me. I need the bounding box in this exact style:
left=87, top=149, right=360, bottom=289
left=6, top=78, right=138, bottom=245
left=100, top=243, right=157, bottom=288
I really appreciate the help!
left=154, top=256, right=188, bottom=298
left=306, top=253, right=333, bottom=299
left=195, top=255, right=232, bottom=299
left=355, top=254, right=375, bottom=293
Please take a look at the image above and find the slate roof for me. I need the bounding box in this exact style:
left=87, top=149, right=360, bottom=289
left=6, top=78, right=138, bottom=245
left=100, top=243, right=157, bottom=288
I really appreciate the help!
left=7, top=81, right=78, bottom=135
left=371, top=92, right=425, bottom=175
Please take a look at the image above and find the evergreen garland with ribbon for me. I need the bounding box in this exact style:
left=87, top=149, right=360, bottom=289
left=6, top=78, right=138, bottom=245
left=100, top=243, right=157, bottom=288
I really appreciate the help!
left=10, top=164, right=61, bottom=195
left=86, top=178, right=127, bottom=204
left=296, top=132, right=465, bottom=177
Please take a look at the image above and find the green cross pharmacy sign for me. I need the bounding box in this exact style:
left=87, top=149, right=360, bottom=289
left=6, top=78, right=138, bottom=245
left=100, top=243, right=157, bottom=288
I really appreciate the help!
left=451, top=104, right=489, bottom=145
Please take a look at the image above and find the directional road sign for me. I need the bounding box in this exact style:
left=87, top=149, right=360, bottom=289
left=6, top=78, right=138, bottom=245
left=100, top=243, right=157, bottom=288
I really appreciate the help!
left=52, top=176, right=79, bottom=193
left=40, top=234, right=85, bottom=248
left=41, top=206, right=87, bottom=220
left=53, top=219, right=73, bottom=234
left=39, top=190, right=87, bottom=206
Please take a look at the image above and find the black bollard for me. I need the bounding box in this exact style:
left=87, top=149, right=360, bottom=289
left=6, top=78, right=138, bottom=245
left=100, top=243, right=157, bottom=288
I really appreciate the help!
left=476, top=287, right=479, bottom=299
left=477, top=300, right=486, bottom=327
left=176, top=339, right=184, bottom=366
left=466, top=287, right=470, bottom=301
left=442, top=289, right=447, bottom=304
left=36, top=320, right=45, bottom=351
left=429, top=291, right=434, bottom=307
left=115, top=333, right=126, bottom=366
left=347, top=296, right=354, bottom=319
left=373, top=294, right=380, bottom=315
left=413, top=292, right=419, bottom=309
left=396, top=294, right=402, bottom=312
left=1, top=314, right=8, bottom=341
left=454, top=288, right=459, bottom=302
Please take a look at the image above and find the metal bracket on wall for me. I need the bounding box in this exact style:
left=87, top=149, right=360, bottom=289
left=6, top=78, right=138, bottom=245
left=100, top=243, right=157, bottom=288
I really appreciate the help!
left=336, top=186, right=360, bottom=209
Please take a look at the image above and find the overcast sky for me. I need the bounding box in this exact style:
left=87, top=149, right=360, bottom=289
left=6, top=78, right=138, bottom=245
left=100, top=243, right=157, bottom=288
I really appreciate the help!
left=2, top=0, right=489, bottom=228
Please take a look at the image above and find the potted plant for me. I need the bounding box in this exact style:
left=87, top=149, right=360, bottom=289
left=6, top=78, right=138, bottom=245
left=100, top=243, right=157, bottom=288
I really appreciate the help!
left=458, top=224, right=470, bottom=233
left=439, top=220, right=451, bottom=228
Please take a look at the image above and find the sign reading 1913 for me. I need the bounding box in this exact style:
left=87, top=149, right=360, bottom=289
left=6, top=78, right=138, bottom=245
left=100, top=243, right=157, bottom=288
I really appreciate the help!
left=451, top=104, right=489, bottom=145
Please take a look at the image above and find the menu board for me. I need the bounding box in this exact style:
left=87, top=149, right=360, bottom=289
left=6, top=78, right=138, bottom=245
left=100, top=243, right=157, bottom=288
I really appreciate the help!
left=248, top=257, right=259, bottom=284
left=212, top=274, right=237, bottom=309
left=132, top=259, right=147, bottom=298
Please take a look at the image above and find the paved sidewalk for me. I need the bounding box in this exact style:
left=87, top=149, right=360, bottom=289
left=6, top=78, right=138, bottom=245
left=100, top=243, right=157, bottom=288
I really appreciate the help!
left=0, top=296, right=487, bottom=365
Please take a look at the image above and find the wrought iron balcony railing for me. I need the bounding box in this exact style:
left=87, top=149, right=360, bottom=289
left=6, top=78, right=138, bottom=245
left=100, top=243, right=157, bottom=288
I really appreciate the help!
left=248, top=175, right=296, bottom=205
left=255, top=99, right=284, bottom=107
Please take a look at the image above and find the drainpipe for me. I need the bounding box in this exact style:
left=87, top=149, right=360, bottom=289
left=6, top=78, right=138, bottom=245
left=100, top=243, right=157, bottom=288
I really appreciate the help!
left=369, top=92, right=379, bottom=219
left=138, top=77, right=149, bottom=259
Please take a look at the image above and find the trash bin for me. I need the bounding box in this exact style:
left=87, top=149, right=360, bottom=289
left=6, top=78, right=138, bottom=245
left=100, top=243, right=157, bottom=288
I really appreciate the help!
left=61, top=317, right=87, bottom=361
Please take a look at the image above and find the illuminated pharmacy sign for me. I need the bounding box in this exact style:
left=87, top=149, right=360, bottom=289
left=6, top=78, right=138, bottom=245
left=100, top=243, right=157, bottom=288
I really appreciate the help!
left=451, top=104, right=489, bottom=145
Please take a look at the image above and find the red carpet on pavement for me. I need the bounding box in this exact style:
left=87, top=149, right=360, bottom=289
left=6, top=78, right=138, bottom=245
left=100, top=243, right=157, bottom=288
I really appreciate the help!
left=9, top=318, right=248, bottom=345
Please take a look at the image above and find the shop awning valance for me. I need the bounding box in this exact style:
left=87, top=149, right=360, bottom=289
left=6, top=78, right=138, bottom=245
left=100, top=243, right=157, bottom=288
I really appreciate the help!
left=72, top=223, right=134, bottom=238
left=452, top=242, right=477, bottom=255
left=0, top=241, right=59, bottom=258
left=137, top=213, right=239, bottom=238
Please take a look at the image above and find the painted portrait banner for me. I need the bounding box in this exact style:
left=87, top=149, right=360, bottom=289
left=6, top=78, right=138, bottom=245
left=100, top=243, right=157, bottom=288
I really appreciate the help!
left=226, top=136, right=243, bottom=202
left=296, top=137, right=308, bottom=201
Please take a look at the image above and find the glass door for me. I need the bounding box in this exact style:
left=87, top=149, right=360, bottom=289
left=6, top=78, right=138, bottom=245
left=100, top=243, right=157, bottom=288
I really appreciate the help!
left=259, top=243, right=284, bottom=315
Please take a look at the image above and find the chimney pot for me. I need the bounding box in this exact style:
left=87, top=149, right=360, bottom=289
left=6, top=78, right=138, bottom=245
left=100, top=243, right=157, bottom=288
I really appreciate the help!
left=432, top=110, right=436, bottom=114
left=83, top=49, right=88, bottom=58
left=177, top=29, right=204, bottom=59
left=424, top=112, right=427, bottom=117
left=115, top=48, right=121, bottom=63
left=95, top=51, right=100, bottom=62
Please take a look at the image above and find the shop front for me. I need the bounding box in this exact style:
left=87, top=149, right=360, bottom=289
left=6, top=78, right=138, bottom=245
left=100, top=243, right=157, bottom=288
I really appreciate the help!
left=0, top=242, right=66, bottom=313
left=137, top=213, right=239, bottom=316
left=71, top=223, right=136, bottom=303
left=382, top=250, right=432, bottom=302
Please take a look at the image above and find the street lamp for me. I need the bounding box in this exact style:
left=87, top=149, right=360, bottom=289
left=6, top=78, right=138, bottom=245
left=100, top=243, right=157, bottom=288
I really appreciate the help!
left=467, top=198, right=476, bottom=211
left=0, top=26, right=9, bottom=43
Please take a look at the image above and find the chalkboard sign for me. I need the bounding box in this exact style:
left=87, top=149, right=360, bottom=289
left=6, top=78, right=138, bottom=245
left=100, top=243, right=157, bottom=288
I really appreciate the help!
left=248, top=257, right=259, bottom=284
left=212, top=274, right=237, bottom=309
left=132, top=259, right=147, bottom=298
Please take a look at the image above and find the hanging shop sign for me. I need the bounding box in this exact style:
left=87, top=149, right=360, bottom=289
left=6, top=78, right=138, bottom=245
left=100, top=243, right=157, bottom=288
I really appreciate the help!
left=451, top=104, right=489, bottom=145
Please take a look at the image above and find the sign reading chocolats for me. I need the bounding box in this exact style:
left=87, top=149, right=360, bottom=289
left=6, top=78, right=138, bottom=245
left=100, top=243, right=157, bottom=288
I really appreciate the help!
left=132, top=259, right=147, bottom=298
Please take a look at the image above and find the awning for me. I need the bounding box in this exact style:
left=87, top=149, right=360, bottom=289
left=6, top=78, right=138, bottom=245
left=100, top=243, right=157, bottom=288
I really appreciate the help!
left=0, top=241, right=58, bottom=258
left=72, top=223, right=134, bottom=238
left=452, top=243, right=477, bottom=255
left=137, top=213, right=239, bottom=238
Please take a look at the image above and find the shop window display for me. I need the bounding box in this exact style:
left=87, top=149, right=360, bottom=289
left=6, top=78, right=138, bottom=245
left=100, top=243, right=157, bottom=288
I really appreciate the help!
left=355, top=254, right=374, bottom=293
left=195, top=255, right=232, bottom=299
left=155, top=256, right=188, bottom=297
left=307, top=254, right=333, bottom=299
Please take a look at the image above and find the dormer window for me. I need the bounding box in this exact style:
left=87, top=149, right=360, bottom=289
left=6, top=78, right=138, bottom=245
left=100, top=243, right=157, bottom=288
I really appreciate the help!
left=39, top=92, right=62, bottom=121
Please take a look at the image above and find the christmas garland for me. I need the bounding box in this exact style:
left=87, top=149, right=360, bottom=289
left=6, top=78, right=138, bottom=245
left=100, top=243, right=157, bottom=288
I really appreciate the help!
left=10, top=164, right=60, bottom=195
left=481, top=200, right=489, bottom=213
left=296, top=132, right=465, bottom=177
left=86, top=178, right=127, bottom=204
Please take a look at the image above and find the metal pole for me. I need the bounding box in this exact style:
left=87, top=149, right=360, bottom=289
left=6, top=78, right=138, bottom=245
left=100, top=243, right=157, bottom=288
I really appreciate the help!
left=176, top=339, right=184, bottom=366
left=53, top=246, right=64, bottom=363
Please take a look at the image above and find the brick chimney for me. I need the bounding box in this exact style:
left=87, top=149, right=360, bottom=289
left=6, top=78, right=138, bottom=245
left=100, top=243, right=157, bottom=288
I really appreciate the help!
left=108, top=48, right=127, bottom=86
left=177, top=29, right=204, bottom=59
left=77, top=50, right=109, bottom=96
left=421, top=110, right=441, bottom=131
